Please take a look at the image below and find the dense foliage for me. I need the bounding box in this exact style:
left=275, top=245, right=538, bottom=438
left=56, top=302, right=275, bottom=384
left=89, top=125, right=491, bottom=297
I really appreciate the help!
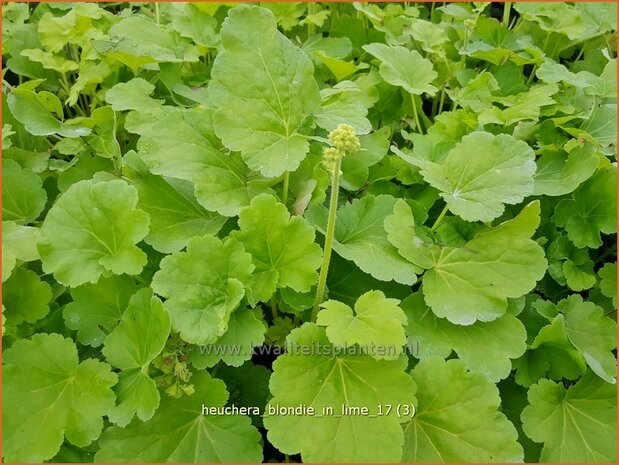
left=2, top=2, right=617, bottom=463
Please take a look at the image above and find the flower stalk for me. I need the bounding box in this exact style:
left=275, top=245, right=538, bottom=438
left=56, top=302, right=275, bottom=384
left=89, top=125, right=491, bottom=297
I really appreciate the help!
left=312, top=124, right=361, bottom=320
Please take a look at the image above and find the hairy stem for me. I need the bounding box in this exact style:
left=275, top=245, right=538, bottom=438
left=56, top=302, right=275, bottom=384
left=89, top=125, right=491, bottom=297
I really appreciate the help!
left=312, top=157, right=342, bottom=320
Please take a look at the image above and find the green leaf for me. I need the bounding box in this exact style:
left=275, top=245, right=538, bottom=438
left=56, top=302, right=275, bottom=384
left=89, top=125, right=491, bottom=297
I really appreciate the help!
left=39, top=180, right=150, bottom=287
left=536, top=59, right=601, bottom=93
left=83, top=106, right=121, bottom=160
left=363, top=43, right=438, bottom=95
left=559, top=295, right=617, bottom=384
left=190, top=309, right=266, bottom=368
left=218, top=362, right=271, bottom=427
left=20, top=48, right=79, bottom=73
left=553, top=163, right=617, bottom=248
left=107, top=16, right=200, bottom=63
left=598, top=262, right=617, bottom=307
left=151, top=235, right=254, bottom=344
left=307, top=194, right=421, bottom=285
left=67, top=61, right=111, bottom=107
left=2, top=220, right=41, bottom=282
left=402, top=293, right=527, bottom=382
left=231, top=194, right=322, bottom=302
left=315, top=87, right=371, bottom=134
left=514, top=315, right=587, bottom=387
left=478, top=84, right=558, bottom=126
left=63, top=276, right=139, bottom=347
left=448, top=72, right=499, bottom=112
left=326, top=254, right=412, bottom=308
left=102, top=288, right=171, bottom=426
left=533, top=142, right=599, bottom=196
left=546, top=234, right=596, bottom=291
left=340, top=126, right=391, bottom=190
left=210, top=5, right=320, bottom=177
left=3, top=333, right=117, bottom=462
left=394, top=131, right=536, bottom=222
left=37, top=4, right=110, bottom=53
left=386, top=200, right=547, bottom=324
left=138, top=110, right=276, bottom=217
left=95, top=372, right=263, bottom=462
left=521, top=372, right=617, bottom=462
left=2, top=158, right=47, bottom=223
left=314, top=51, right=367, bottom=82
left=7, top=89, right=91, bottom=137
left=165, top=3, right=219, bottom=48
left=403, top=358, right=523, bottom=462
left=123, top=152, right=226, bottom=253
left=105, top=78, right=165, bottom=113
left=3, top=267, right=52, bottom=326
left=264, top=323, right=416, bottom=462
left=317, top=290, right=407, bottom=359
left=262, top=2, right=307, bottom=31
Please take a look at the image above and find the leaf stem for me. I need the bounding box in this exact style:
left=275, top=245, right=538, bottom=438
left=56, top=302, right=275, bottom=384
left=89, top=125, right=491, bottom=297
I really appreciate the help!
left=312, top=157, right=342, bottom=320
left=431, top=204, right=449, bottom=231
left=154, top=2, right=160, bottom=27
left=112, top=150, right=123, bottom=177
left=282, top=171, right=290, bottom=206
left=437, top=88, right=446, bottom=116
left=410, top=93, right=424, bottom=134
left=307, top=1, right=316, bottom=36
left=270, top=296, right=279, bottom=319
left=502, top=2, right=511, bottom=26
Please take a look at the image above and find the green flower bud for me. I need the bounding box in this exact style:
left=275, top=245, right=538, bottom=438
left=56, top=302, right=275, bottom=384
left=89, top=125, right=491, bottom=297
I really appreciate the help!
left=328, top=124, right=361, bottom=155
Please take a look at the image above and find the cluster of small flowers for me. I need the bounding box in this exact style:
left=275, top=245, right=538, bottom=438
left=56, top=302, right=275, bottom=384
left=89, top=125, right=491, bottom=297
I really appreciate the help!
left=323, top=124, right=361, bottom=172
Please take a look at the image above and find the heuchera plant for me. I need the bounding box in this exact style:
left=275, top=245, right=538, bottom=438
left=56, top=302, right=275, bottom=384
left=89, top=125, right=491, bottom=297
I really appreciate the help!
left=1, top=2, right=617, bottom=463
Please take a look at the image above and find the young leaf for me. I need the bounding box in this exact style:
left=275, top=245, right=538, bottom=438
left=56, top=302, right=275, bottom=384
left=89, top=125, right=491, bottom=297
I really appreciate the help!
left=102, top=288, right=171, bottom=426
left=3, top=267, right=52, bottom=327
left=190, top=309, right=266, bottom=368
left=514, top=315, right=587, bottom=387
left=39, top=179, right=150, bottom=287
left=2, top=159, right=47, bottom=223
left=2, top=220, right=41, bottom=282
left=317, top=290, right=407, bottom=360
left=7, top=89, right=90, bottom=137
left=553, top=163, right=617, bottom=248
left=533, top=143, right=599, bottom=196
left=363, top=43, right=438, bottom=96
left=151, top=235, right=254, bottom=344
left=559, top=295, right=617, bottom=384
left=232, top=194, right=322, bottom=302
